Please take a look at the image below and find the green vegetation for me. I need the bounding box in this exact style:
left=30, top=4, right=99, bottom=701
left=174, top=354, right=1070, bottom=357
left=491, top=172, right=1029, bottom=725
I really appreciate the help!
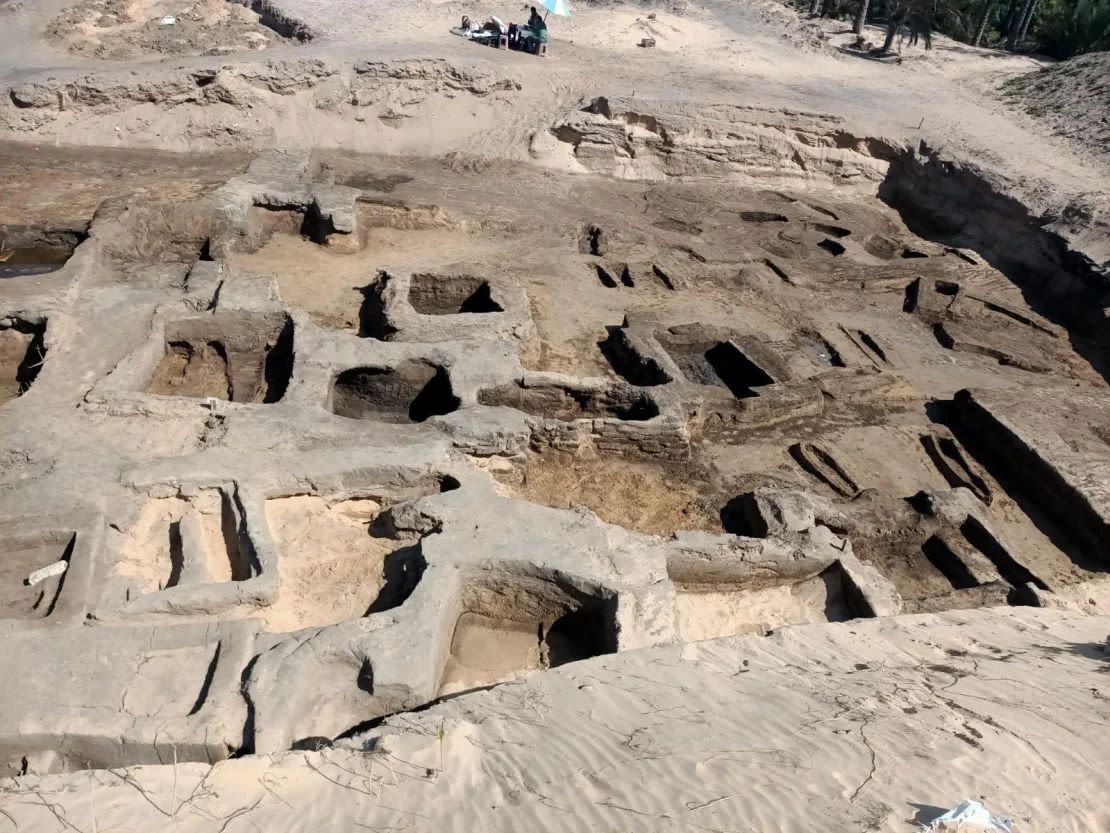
left=1036, top=0, right=1110, bottom=57
left=798, top=0, right=1110, bottom=58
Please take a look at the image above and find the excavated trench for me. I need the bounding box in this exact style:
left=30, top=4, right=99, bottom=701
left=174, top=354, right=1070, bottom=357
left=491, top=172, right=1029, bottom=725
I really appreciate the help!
left=234, top=0, right=316, bottom=41
left=937, top=395, right=1110, bottom=574
left=4, top=114, right=1109, bottom=776
left=330, top=360, right=460, bottom=422
left=408, top=273, right=504, bottom=315
left=147, top=313, right=294, bottom=403
left=0, top=229, right=81, bottom=279
left=439, top=571, right=618, bottom=697
left=0, top=316, right=47, bottom=405
left=877, top=145, right=1110, bottom=383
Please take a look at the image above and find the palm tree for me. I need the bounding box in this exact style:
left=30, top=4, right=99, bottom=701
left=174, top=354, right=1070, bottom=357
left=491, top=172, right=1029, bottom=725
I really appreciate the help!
left=1016, top=0, right=1039, bottom=41
left=882, top=2, right=912, bottom=50
left=973, top=0, right=996, bottom=45
left=854, top=0, right=872, bottom=33
left=1004, top=0, right=1034, bottom=47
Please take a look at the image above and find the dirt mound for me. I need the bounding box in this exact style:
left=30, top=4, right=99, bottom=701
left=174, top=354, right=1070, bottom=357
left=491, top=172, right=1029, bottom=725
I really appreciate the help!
left=1004, top=52, right=1110, bottom=165
left=45, top=0, right=308, bottom=60
left=1, top=57, right=522, bottom=150
left=575, top=0, right=690, bottom=8
left=536, top=96, right=895, bottom=186
left=3, top=608, right=1107, bottom=831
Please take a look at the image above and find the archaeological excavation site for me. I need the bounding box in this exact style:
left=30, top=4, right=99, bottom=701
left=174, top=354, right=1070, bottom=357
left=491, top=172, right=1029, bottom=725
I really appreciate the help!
left=0, top=0, right=1107, bottom=830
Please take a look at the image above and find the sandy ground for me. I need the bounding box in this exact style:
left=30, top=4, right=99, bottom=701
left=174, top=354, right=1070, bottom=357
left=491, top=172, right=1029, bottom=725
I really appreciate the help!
left=46, top=0, right=291, bottom=60
left=0, top=0, right=1109, bottom=825
left=0, top=0, right=1104, bottom=262
left=497, top=449, right=725, bottom=535
left=263, top=495, right=420, bottom=631
left=2, top=607, right=1107, bottom=832
left=1002, top=51, right=1110, bottom=168
left=0, top=142, right=249, bottom=230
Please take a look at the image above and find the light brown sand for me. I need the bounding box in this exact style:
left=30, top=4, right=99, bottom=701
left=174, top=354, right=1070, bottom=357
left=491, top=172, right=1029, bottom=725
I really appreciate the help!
left=115, top=492, right=229, bottom=594
left=263, top=495, right=416, bottom=632
left=4, top=607, right=1107, bottom=832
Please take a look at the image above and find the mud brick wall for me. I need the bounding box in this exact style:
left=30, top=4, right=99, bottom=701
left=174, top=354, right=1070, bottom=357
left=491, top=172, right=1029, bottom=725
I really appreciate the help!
left=527, top=419, right=587, bottom=454
left=699, top=387, right=824, bottom=441
left=527, top=417, right=689, bottom=460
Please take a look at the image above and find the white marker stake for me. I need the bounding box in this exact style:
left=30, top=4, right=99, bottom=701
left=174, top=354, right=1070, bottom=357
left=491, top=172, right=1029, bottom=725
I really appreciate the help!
left=26, top=560, right=68, bottom=586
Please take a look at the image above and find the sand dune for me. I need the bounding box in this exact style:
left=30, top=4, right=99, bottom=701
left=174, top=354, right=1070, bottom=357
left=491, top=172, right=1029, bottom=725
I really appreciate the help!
left=2, top=607, right=1107, bottom=831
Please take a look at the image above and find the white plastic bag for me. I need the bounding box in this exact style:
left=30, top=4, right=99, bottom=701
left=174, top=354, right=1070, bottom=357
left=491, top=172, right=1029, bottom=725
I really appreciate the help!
left=924, top=801, right=1013, bottom=832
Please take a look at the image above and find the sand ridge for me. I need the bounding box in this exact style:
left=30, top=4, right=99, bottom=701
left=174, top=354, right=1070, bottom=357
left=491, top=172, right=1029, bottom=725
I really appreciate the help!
left=2, top=608, right=1107, bottom=831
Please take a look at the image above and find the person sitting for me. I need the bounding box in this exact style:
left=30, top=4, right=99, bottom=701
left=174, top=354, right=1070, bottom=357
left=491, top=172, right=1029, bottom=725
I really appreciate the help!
left=523, top=6, right=548, bottom=52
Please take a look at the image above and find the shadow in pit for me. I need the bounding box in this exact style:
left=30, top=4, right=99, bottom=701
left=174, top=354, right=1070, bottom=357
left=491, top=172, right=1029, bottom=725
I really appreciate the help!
left=331, top=361, right=460, bottom=423
left=926, top=399, right=1106, bottom=575
left=597, top=325, right=671, bottom=387
left=0, top=317, right=48, bottom=405
left=706, top=342, right=774, bottom=399
left=263, top=317, right=296, bottom=403
left=235, top=654, right=262, bottom=757
left=659, top=332, right=775, bottom=399
left=408, top=273, right=504, bottom=315
left=718, top=495, right=760, bottom=536
left=363, top=477, right=456, bottom=613
left=878, top=151, right=1110, bottom=384
left=364, top=542, right=427, bottom=615
left=357, top=278, right=395, bottom=340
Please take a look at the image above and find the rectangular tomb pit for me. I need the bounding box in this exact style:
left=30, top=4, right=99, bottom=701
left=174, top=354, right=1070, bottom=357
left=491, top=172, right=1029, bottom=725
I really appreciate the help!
left=0, top=316, right=47, bottom=406
left=673, top=566, right=854, bottom=640
left=114, top=491, right=257, bottom=601
left=146, top=311, right=294, bottom=403
left=408, top=273, right=504, bottom=315
left=439, top=571, right=618, bottom=697
left=263, top=474, right=456, bottom=631
left=657, top=325, right=778, bottom=399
